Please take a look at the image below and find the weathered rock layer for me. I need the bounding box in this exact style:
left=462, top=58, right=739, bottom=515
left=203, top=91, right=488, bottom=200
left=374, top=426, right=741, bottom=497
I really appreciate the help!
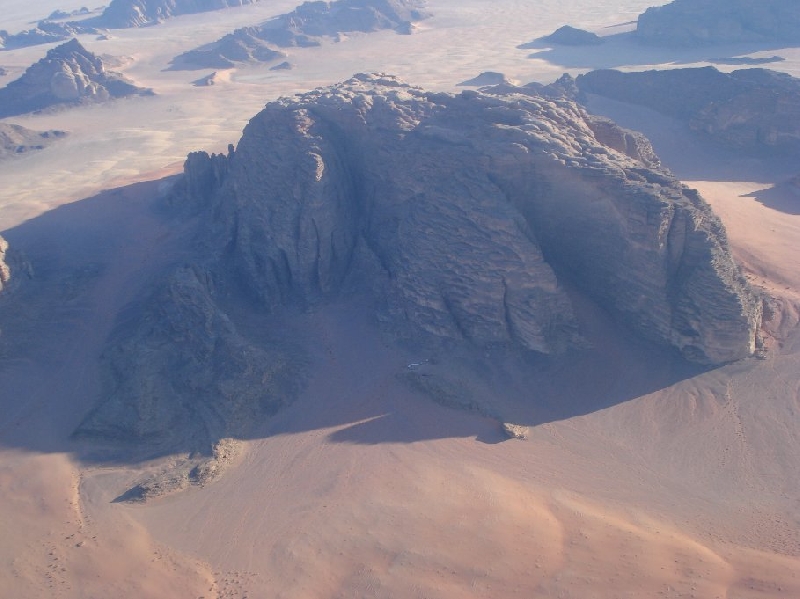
left=175, top=73, right=761, bottom=365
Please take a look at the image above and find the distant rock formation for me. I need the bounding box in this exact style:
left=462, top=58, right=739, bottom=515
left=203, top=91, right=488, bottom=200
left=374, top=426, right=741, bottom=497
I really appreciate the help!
left=270, top=61, right=292, bottom=71
left=539, top=25, right=603, bottom=46
left=0, top=123, right=67, bottom=158
left=0, top=39, right=152, bottom=118
left=576, top=67, right=800, bottom=150
left=97, top=0, right=261, bottom=29
left=636, top=0, right=800, bottom=46
left=192, top=71, right=219, bottom=86
left=457, top=72, right=512, bottom=87
left=175, top=27, right=287, bottom=69
left=172, top=0, right=429, bottom=69
left=0, top=0, right=260, bottom=49
left=0, top=20, right=92, bottom=50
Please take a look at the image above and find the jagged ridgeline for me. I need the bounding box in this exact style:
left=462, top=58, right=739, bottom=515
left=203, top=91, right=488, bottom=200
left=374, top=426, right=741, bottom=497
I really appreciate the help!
left=77, top=74, right=763, bottom=450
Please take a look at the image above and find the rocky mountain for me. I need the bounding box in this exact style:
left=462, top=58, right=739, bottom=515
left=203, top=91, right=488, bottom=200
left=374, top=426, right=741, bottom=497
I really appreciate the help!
left=636, top=0, right=800, bottom=46
left=0, top=39, right=152, bottom=118
left=75, top=74, right=764, bottom=449
left=575, top=66, right=800, bottom=151
left=0, top=123, right=67, bottom=158
left=173, top=0, right=429, bottom=69
left=0, top=0, right=259, bottom=49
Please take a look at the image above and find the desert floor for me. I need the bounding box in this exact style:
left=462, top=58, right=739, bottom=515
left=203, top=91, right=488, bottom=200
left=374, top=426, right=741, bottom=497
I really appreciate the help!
left=1, top=1, right=799, bottom=597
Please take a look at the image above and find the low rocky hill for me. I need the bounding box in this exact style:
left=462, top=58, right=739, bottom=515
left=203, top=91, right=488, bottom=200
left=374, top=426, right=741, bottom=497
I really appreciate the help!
left=0, top=39, right=152, bottom=118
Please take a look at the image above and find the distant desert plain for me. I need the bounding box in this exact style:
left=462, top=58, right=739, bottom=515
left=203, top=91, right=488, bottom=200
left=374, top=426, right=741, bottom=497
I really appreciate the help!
left=1, top=1, right=799, bottom=598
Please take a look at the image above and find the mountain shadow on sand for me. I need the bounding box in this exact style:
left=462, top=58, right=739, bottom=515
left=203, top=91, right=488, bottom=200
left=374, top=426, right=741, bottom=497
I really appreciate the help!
left=0, top=178, right=705, bottom=461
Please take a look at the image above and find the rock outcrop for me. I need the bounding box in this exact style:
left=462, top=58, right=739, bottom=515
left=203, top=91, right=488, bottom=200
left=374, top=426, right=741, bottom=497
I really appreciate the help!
left=636, top=0, right=800, bottom=46
left=0, top=39, right=152, bottom=118
left=539, top=25, right=603, bottom=46
left=0, top=236, right=10, bottom=294
left=576, top=66, right=800, bottom=151
left=75, top=265, right=304, bottom=451
left=174, top=73, right=760, bottom=364
left=0, top=123, right=67, bottom=158
left=172, top=0, right=428, bottom=69
left=457, top=72, right=513, bottom=87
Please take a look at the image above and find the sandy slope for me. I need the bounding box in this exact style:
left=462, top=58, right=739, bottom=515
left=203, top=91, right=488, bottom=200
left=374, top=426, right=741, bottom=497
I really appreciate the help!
left=1, top=1, right=800, bottom=597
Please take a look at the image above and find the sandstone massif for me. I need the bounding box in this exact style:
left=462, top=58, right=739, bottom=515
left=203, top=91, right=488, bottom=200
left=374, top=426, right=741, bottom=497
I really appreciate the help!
left=636, top=0, right=800, bottom=46
left=173, top=0, right=429, bottom=69
left=575, top=66, right=800, bottom=151
left=0, top=39, right=152, bottom=118
left=74, top=73, right=763, bottom=450
left=0, top=0, right=260, bottom=49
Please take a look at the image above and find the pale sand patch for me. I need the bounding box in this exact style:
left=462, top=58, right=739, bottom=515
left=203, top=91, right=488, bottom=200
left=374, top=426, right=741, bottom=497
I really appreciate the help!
left=0, top=450, right=215, bottom=599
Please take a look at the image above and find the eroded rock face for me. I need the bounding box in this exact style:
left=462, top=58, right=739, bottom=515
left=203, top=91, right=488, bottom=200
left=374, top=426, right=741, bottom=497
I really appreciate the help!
left=185, top=73, right=760, bottom=364
left=173, top=0, right=428, bottom=69
left=75, top=265, right=304, bottom=451
left=636, top=0, right=800, bottom=46
left=576, top=67, right=800, bottom=151
left=0, top=39, right=152, bottom=118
